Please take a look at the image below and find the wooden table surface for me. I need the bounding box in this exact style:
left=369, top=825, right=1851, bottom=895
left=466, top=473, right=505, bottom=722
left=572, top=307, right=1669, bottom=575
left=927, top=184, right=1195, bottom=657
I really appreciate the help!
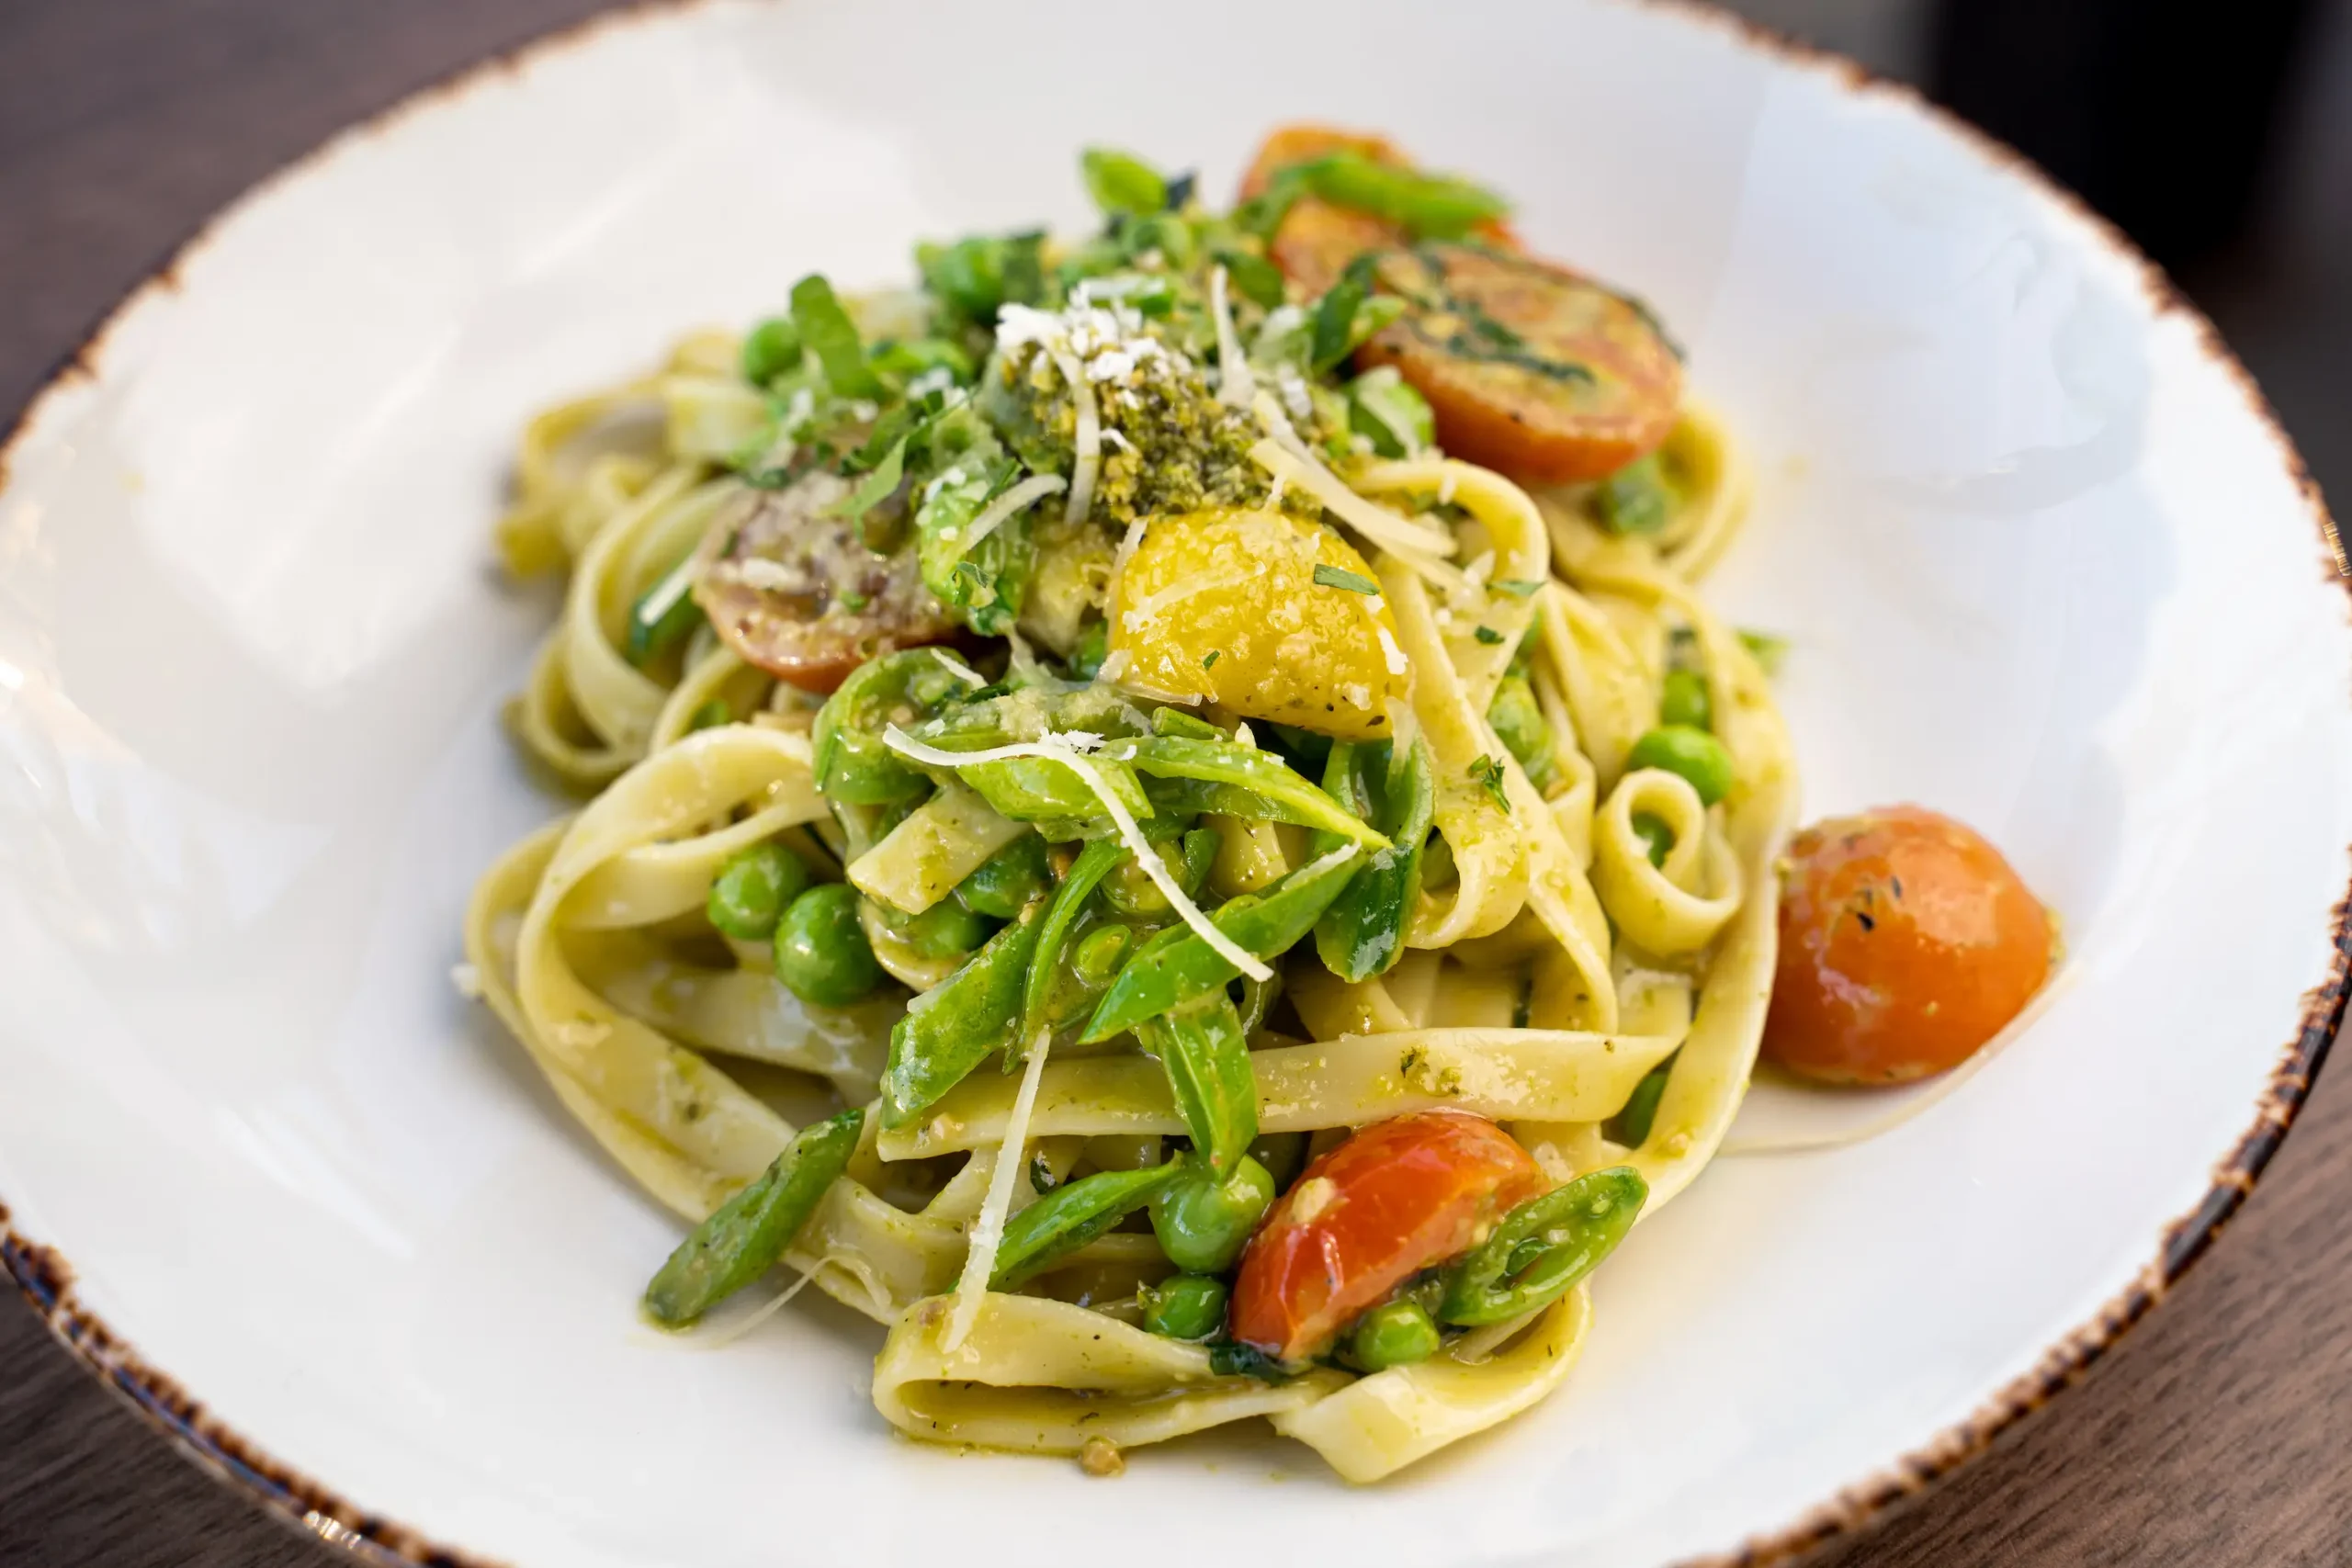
left=3, top=3, right=2347, bottom=1564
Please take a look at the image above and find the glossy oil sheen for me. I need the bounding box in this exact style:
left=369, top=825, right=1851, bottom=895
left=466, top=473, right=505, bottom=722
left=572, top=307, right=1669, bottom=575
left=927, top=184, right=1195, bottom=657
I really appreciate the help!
left=0, top=3, right=2346, bottom=1566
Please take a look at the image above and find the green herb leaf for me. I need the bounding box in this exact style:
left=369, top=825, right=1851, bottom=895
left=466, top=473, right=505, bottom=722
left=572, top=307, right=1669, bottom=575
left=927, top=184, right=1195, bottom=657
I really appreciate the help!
left=1468, top=753, right=1510, bottom=810
left=1201, top=650, right=1221, bottom=670
left=789, top=274, right=883, bottom=400
left=820, top=435, right=907, bottom=521
left=1490, top=578, right=1542, bottom=598
left=1310, top=254, right=1380, bottom=373
left=1473, top=626, right=1505, bottom=646
left=1312, top=563, right=1379, bottom=595
left=1080, top=148, right=1170, bottom=219
left=1217, top=249, right=1286, bottom=310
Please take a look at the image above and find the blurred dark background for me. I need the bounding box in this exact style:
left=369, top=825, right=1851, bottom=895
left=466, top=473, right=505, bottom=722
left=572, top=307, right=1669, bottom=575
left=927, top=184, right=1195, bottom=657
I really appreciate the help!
left=0, top=2, right=2346, bottom=1567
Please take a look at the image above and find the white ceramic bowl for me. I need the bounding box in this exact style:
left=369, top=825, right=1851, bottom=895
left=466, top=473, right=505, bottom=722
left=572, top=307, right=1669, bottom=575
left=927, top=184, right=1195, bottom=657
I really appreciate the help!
left=3, top=3, right=2346, bottom=1565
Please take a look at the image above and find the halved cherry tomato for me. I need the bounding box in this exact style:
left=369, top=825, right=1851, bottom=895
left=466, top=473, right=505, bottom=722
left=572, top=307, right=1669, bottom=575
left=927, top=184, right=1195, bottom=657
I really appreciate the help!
left=693, top=471, right=956, bottom=694
left=1355, top=245, right=1682, bottom=483
left=1764, top=807, right=2055, bottom=1085
left=1228, top=1109, right=1547, bottom=1362
left=1236, top=124, right=1679, bottom=483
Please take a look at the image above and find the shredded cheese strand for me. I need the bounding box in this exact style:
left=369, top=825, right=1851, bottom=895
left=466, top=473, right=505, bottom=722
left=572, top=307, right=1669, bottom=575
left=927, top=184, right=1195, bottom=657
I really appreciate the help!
left=964, top=472, right=1068, bottom=553
left=1246, top=434, right=1458, bottom=560
left=1042, top=340, right=1100, bottom=526
left=930, top=649, right=987, bottom=687
left=1212, top=266, right=1255, bottom=412
left=635, top=547, right=699, bottom=626
left=944, top=1034, right=1053, bottom=1353
left=880, top=727, right=1274, bottom=982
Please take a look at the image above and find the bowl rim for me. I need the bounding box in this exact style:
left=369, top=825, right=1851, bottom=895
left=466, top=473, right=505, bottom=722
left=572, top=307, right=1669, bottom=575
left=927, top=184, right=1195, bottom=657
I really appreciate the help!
left=0, top=2, right=2345, bottom=1564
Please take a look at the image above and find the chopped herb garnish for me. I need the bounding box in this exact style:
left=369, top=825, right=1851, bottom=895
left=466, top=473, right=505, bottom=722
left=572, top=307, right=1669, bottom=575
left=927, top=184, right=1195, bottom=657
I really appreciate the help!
left=1490, top=578, right=1542, bottom=598
left=1468, top=754, right=1510, bottom=809
left=1202, top=650, right=1221, bottom=670
left=820, top=434, right=906, bottom=521
left=1313, top=563, right=1380, bottom=594
left=788, top=274, right=882, bottom=400
left=838, top=589, right=869, bottom=612
left=1474, top=626, right=1506, bottom=645
left=1310, top=254, right=1381, bottom=374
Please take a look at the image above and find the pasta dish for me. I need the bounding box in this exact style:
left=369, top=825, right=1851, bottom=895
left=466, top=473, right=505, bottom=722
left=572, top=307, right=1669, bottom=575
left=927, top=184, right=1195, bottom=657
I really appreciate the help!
left=461, top=127, right=2052, bottom=1482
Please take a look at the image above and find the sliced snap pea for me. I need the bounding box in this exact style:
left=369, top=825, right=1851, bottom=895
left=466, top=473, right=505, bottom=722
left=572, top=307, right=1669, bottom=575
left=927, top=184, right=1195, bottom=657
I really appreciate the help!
left=1080, top=848, right=1365, bottom=1043
left=1117, top=736, right=1385, bottom=848
left=1626, top=724, right=1735, bottom=807
left=642, top=1106, right=863, bottom=1326
left=1315, top=738, right=1435, bottom=983
left=1592, top=452, right=1671, bottom=536
left=1439, top=1166, right=1648, bottom=1327
left=1150, top=1155, right=1275, bottom=1274
left=956, top=832, right=1051, bottom=920
left=1487, top=675, right=1558, bottom=793
left=773, top=885, right=882, bottom=1007
left=707, top=840, right=811, bottom=942
left=1018, top=837, right=1125, bottom=1049
left=1658, top=668, right=1713, bottom=732
left=811, top=650, right=961, bottom=806
left=1101, top=826, right=1216, bottom=916
left=878, top=896, right=996, bottom=960
left=1610, top=1062, right=1672, bottom=1147
left=1293, top=150, right=1510, bottom=240
left=1140, top=1273, right=1229, bottom=1340
left=880, top=901, right=1046, bottom=1128
left=1350, top=1298, right=1442, bottom=1371
left=626, top=560, right=703, bottom=667
left=991, top=1159, right=1182, bottom=1289
left=1070, top=923, right=1133, bottom=984
left=1136, top=991, right=1258, bottom=1177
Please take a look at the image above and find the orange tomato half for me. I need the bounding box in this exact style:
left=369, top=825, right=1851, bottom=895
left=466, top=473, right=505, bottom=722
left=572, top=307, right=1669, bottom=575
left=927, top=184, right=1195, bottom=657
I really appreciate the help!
left=1764, top=807, right=2054, bottom=1084
left=1227, top=1110, right=1547, bottom=1361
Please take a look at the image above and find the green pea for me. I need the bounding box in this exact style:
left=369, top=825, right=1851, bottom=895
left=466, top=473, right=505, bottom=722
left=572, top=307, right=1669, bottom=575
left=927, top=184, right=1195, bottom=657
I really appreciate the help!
left=707, top=841, right=811, bottom=942
left=740, top=316, right=802, bottom=386
left=956, top=834, right=1050, bottom=920
left=773, top=885, right=882, bottom=1007
left=1150, top=1156, right=1275, bottom=1274
left=1351, top=1298, right=1442, bottom=1371
left=1070, top=923, right=1133, bottom=985
left=1631, top=812, right=1674, bottom=868
left=1625, top=724, right=1736, bottom=807
left=888, top=896, right=996, bottom=960
left=1139, top=1273, right=1228, bottom=1341
left=1658, top=668, right=1713, bottom=732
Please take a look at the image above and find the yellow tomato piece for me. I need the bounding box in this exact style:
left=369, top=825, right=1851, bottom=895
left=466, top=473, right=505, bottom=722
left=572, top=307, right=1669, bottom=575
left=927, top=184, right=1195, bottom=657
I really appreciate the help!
left=1107, top=508, right=1411, bottom=740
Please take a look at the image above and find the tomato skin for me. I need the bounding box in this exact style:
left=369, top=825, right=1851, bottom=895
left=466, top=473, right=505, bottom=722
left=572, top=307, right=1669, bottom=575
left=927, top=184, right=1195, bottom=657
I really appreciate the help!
left=1355, top=246, right=1683, bottom=483
left=1237, top=125, right=1679, bottom=483
left=1764, top=807, right=2053, bottom=1084
left=1227, top=1110, right=1547, bottom=1362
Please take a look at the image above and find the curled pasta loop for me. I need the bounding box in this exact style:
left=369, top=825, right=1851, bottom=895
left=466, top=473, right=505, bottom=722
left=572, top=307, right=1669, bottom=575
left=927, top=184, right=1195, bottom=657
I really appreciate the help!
left=1591, top=768, right=1743, bottom=957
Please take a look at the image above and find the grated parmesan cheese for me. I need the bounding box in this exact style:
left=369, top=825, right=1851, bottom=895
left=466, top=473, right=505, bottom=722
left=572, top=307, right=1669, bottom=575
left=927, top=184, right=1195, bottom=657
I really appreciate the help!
left=882, top=726, right=1274, bottom=981
left=962, top=472, right=1068, bottom=553
left=943, top=1033, right=1053, bottom=1352
left=930, top=649, right=987, bottom=687
left=1210, top=266, right=1256, bottom=412
left=1246, top=436, right=1457, bottom=559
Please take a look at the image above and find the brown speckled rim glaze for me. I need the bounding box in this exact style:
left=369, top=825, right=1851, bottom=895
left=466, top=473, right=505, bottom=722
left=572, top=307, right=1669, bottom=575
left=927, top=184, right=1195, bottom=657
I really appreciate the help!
left=0, top=3, right=2344, bottom=1566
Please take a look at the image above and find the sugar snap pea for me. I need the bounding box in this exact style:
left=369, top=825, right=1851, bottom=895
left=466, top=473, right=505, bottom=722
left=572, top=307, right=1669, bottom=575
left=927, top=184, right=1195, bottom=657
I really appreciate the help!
left=812, top=650, right=961, bottom=805
left=879, top=901, right=1046, bottom=1128
left=1136, top=991, right=1258, bottom=1176
left=989, top=1158, right=1182, bottom=1289
left=1610, top=1062, right=1672, bottom=1146
left=1080, top=847, right=1364, bottom=1043
left=1114, top=736, right=1385, bottom=848
left=1017, top=837, right=1126, bottom=1050
left=1314, top=737, right=1435, bottom=982
left=642, top=1106, right=864, bottom=1327
left=1439, top=1166, right=1647, bottom=1327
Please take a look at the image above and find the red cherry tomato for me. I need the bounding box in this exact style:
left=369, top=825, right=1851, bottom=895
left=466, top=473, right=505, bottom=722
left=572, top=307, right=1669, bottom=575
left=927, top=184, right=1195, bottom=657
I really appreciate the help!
left=1228, top=1110, right=1547, bottom=1361
left=1764, top=807, right=2054, bottom=1084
